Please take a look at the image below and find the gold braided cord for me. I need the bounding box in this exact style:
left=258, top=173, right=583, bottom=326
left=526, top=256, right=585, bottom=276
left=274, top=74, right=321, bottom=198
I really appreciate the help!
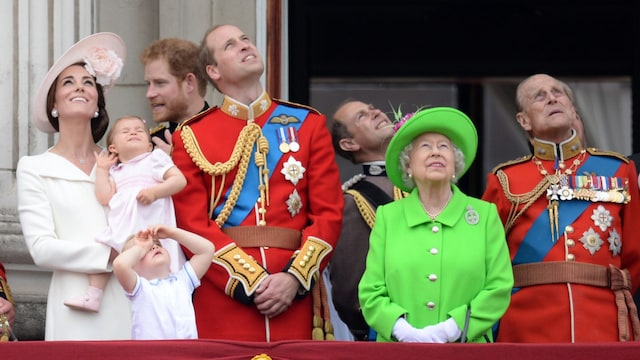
left=181, top=123, right=269, bottom=227
left=345, top=189, right=377, bottom=229
left=393, top=186, right=409, bottom=200
left=497, top=170, right=550, bottom=234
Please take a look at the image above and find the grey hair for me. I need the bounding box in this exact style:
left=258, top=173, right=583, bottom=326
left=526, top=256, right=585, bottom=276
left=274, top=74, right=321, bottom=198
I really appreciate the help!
left=398, top=141, right=466, bottom=190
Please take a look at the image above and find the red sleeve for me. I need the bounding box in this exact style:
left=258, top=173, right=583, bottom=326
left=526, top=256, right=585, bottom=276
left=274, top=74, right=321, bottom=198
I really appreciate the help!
left=620, top=161, right=640, bottom=293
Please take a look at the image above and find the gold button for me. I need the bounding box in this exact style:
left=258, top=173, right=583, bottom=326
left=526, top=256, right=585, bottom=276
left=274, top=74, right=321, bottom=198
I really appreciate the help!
left=567, top=254, right=575, bottom=261
left=565, top=225, right=574, bottom=234
left=566, top=239, right=575, bottom=247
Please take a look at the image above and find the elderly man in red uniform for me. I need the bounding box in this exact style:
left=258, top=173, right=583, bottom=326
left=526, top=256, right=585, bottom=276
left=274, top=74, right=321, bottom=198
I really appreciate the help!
left=483, top=74, right=640, bottom=342
left=0, top=262, right=15, bottom=341
left=171, top=24, right=343, bottom=341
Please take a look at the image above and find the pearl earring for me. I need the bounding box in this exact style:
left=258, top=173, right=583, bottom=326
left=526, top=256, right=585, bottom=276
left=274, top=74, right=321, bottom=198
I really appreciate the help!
left=50, top=109, right=58, bottom=118
left=408, top=173, right=413, bottom=179
left=94, top=110, right=99, bottom=118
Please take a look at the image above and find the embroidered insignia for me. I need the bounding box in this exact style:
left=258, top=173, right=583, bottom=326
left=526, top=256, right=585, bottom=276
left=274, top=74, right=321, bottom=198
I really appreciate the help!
left=269, top=114, right=300, bottom=125
left=608, top=228, right=621, bottom=257
left=228, top=103, right=240, bottom=116
left=464, top=206, right=479, bottom=225
left=368, top=165, right=384, bottom=176
left=286, top=189, right=303, bottom=217
left=590, top=205, right=612, bottom=232
left=580, top=227, right=604, bottom=255
left=260, top=99, right=269, bottom=111
left=281, top=156, right=305, bottom=185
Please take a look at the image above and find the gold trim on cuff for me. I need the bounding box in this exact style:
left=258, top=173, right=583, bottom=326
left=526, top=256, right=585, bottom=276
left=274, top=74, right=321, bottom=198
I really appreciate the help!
left=288, top=236, right=333, bottom=291
left=213, top=244, right=268, bottom=296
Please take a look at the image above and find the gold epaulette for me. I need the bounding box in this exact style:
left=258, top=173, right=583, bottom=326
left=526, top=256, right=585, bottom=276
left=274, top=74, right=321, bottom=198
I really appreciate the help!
left=273, top=98, right=321, bottom=115
left=586, top=147, right=630, bottom=163
left=345, top=189, right=376, bottom=229
left=176, top=105, right=219, bottom=131
left=149, top=124, right=167, bottom=136
left=490, top=154, right=533, bottom=174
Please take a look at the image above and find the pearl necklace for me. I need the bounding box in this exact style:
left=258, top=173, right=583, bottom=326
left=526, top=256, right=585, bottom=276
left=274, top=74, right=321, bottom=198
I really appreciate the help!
left=421, top=191, right=453, bottom=221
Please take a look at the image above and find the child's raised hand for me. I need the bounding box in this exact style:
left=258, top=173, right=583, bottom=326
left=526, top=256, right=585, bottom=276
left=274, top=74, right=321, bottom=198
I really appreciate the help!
left=133, top=229, right=154, bottom=252
left=94, top=149, right=118, bottom=170
left=147, top=224, right=174, bottom=240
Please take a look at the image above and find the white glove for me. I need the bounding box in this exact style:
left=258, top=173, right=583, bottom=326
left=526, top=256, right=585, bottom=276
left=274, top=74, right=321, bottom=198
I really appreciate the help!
left=392, top=317, right=423, bottom=342
left=421, top=318, right=462, bottom=343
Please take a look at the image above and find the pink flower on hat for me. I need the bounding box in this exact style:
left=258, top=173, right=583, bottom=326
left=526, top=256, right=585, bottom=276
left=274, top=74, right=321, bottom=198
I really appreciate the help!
left=389, top=103, right=426, bottom=133
left=83, top=47, right=124, bottom=88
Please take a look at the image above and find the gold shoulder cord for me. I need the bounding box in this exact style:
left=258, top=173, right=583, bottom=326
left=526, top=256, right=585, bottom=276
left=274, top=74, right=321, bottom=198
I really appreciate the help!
left=345, top=186, right=408, bottom=229
left=497, top=170, right=550, bottom=234
left=181, top=123, right=270, bottom=227
left=345, top=189, right=376, bottom=229
left=393, top=186, right=409, bottom=200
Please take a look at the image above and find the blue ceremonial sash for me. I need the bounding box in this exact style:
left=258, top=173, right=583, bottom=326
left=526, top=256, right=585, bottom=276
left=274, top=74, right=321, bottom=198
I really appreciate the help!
left=512, top=154, right=622, bottom=265
left=216, top=105, right=309, bottom=227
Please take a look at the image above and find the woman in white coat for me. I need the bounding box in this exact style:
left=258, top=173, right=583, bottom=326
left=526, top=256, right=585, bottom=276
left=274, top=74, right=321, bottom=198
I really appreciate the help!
left=16, top=32, right=131, bottom=340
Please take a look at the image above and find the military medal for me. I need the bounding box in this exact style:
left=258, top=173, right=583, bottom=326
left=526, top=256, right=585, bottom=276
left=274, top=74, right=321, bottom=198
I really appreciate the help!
left=281, top=155, right=306, bottom=185
left=278, top=127, right=290, bottom=153
left=608, top=228, right=621, bottom=256
left=286, top=189, right=303, bottom=216
left=288, top=127, right=300, bottom=152
left=579, top=228, right=604, bottom=255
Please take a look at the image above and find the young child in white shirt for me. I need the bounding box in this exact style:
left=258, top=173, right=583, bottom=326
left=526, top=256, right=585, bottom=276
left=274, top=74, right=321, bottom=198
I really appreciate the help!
left=113, top=224, right=214, bottom=339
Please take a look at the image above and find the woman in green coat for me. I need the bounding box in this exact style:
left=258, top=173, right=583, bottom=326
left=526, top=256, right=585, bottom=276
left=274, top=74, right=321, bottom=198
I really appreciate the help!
left=358, top=107, right=513, bottom=343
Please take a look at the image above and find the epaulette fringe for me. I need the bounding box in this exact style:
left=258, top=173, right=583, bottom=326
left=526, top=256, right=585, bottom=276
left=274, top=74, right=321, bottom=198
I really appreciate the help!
left=273, top=98, right=321, bottom=115
left=586, top=147, right=629, bottom=163
left=490, top=154, right=532, bottom=174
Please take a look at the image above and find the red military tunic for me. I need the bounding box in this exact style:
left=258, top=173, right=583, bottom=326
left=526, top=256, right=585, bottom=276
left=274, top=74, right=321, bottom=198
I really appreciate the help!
left=171, top=91, right=343, bottom=341
left=482, top=134, right=640, bottom=342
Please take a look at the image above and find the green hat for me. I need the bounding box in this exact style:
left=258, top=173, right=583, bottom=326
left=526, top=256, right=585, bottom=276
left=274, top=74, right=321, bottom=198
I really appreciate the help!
left=385, top=107, right=478, bottom=192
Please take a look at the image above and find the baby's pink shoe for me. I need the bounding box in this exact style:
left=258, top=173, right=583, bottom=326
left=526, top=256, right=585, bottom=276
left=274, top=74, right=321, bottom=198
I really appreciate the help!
left=64, top=286, right=103, bottom=312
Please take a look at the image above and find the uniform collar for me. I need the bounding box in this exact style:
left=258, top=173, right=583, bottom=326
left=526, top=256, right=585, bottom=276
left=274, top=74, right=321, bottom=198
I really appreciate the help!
left=531, top=129, right=583, bottom=161
left=220, top=91, right=272, bottom=120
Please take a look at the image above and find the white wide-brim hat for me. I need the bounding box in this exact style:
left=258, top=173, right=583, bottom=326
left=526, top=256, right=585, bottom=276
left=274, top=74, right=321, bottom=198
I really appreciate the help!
left=33, top=32, right=126, bottom=133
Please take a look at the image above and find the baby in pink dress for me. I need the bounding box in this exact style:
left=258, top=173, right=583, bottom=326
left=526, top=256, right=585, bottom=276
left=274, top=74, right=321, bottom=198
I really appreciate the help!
left=64, top=115, right=187, bottom=312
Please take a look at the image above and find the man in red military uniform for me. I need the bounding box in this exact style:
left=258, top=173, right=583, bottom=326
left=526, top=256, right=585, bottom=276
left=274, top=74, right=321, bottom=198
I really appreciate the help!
left=0, top=262, right=15, bottom=341
left=483, top=74, right=640, bottom=342
left=171, top=24, right=343, bottom=341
